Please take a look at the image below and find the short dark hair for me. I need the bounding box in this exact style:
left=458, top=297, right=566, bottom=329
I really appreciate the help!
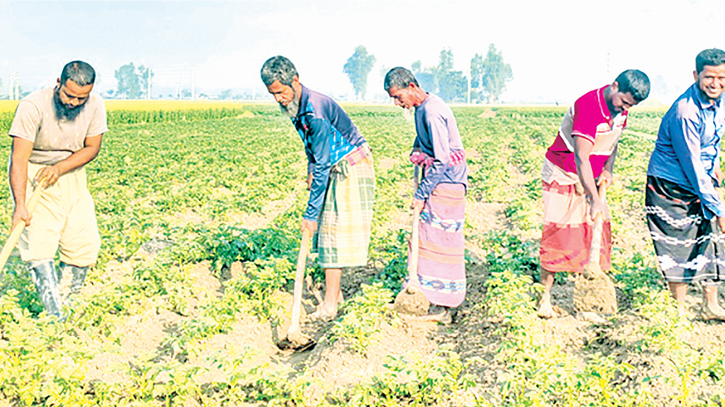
left=615, top=69, right=650, bottom=102
left=384, top=67, right=419, bottom=91
left=60, top=61, right=96, bottom=86
left=260, top=56, right=298, bottom=87
left=696, top=48, right=725, bottom=74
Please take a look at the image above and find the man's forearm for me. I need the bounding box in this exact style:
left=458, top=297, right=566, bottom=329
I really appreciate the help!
left=52, top=145, right=101, bottom=175
left=576, top=159, right=599, bottom=200
left=573, top=137, right=600, bottom=200
left=603, top=145, right=618, bottom=174
left=9, top=160, right=28, bottom=208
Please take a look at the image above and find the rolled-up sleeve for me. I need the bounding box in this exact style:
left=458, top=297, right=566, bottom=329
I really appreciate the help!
left=415, top=114, right=450, bottom=201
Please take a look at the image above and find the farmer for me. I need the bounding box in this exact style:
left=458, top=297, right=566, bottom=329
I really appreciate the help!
left=8, top=60, right=107, bottom=318
left=538, top=69, right=650, bottom=318
left=260, top=56, right=375, bottom=320
left=384, top=67, right=468, bottom=323
left=646, top=48, right=725, bottom=321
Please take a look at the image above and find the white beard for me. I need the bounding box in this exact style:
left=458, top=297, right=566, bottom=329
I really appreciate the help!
left=281, top=98, right=300, bottom=118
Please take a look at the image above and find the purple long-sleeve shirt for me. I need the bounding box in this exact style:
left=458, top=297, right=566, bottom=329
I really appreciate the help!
left=413, top=94, right=468, bottom=200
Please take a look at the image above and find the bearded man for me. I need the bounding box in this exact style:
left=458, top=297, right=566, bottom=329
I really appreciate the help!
left=8, top=60, right=107, bottom=318
left=260, top=56, right=375, bottom=320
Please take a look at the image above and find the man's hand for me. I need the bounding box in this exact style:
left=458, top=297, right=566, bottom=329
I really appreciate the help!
left=12, top=205, right=31, bottom=229
left=589, top=197, right=607, bottom=221
left=35, top=166, right=59, bottom=187
left=411, top=198, right=424, bottom=214
left=306, top=172, right=313, bottom=191
left=301, top=218, right=317, bottom=234
left=716, top=166, right=724, bottom=187
left=718, top=216, right=725, bottom=234
left=597, top=170, right=614, bottom=189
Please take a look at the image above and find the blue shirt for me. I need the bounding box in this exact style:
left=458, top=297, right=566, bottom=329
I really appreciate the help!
left=292, top=85, right=366, bottom=221
left=413, top=94, right=468, bottom=200
left=648, top=83, right=725, bottom=219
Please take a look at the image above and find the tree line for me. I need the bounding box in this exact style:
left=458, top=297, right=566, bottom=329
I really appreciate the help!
left=113, top=63, right=154, bottom=99
left=109, top=46, right=511, bottom=102
left=344, top=44, right=513, bottom=104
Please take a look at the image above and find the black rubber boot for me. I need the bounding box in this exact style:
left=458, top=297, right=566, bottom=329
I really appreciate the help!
left=28, top=259, right=63, bottom=318
left=60, top=262, right=88, bottom=297
left=59, top=262, right=88, bottom=313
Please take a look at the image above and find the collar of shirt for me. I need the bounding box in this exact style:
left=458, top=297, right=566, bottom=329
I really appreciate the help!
left=595, top=85, right=613, bottom=126
left=689, top=82, right=723, bottom=111
left=290, top=86, right=313, bottom=135
left=297, top=85, right=311, bottom=118
left=415, top=92, right=431, bottom=111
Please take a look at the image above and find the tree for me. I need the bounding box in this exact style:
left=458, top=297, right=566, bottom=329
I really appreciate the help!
left=343, top=45, right=376, bottom=100
left=138, top=65, right=154, bottom=100
left=470, top=53, right=485, bottom=102
left=436, top=49, right=454, bottom=78
left=409, top=49, right=468, bottom=102
left=115, top=63, right=141, bottom=99
left=412, top=60, right=437, bottom=93
left=438, top=70, right=468, bottom=103
left=219, top=89, right=233, bottom=100
left=435, top=48, right=467, bottom=103
left=471, top=44, right=513, bottom=104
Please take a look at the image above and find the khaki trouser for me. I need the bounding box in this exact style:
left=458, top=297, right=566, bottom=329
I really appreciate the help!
left=18, top=162, right=100, bottom=267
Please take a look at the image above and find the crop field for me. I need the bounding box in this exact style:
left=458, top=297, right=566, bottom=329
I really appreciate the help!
left=0, top=100, right=724, bottom=406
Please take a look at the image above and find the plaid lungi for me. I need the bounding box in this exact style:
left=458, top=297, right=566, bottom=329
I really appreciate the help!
left=645, top=176, right=725, bottom=284
left=405, top=183, right=466, bottom=307
left=315, top=144, right=375, bottom=268
left=539, top=180, right=612, bottom=273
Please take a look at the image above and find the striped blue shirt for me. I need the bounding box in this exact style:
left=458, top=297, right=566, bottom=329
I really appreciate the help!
left=292, top=85, right=366, bottom=221
left=648, top=83, right=725, bottom=219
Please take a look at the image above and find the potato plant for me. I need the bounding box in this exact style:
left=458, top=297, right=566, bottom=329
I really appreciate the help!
left=0, top=101, right=723, bottom=405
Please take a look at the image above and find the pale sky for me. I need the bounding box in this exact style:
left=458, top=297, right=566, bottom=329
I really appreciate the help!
left=0, top=0, right=721, bottom=104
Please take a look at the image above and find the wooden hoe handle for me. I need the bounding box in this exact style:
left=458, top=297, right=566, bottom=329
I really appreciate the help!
left=0, top=183, right=45, bottom=272
left=408, top=166, right=421, bottom=284
left=588, top=183, right=608, bottom=266
left=288, top=228, right=311, bottom=334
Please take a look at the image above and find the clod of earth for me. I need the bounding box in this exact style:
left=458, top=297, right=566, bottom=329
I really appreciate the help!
left=573, top=272, right=617, bottom=315
left=276, top=330, right=316, bottom=352
left=393, top=285, right=430, bottom=316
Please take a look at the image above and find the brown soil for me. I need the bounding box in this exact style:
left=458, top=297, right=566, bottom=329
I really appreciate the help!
left=479, top=109, right=497, bottom=119
left=573, top=272, right=618, bottom=314
left=301, top=316, right=440, bottom=403
left=393, top=285, right=430, bottom=316
left=80, top=169, right=725, bottom=405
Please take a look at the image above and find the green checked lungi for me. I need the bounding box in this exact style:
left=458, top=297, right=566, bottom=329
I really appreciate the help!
left=315, top=144, right=375, bottom=268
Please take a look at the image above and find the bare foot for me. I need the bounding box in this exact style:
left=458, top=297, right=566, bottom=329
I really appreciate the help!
left=416, top=305, right=452, bottom=324
left=537, top=294, right=555, bottom=319
left=701, top=302, right=725, bottom=322
left=308, top=303, right=337, bottom=321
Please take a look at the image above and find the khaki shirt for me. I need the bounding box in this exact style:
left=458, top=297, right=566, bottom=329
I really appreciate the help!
left=9, top=87, right=108, bottom=165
